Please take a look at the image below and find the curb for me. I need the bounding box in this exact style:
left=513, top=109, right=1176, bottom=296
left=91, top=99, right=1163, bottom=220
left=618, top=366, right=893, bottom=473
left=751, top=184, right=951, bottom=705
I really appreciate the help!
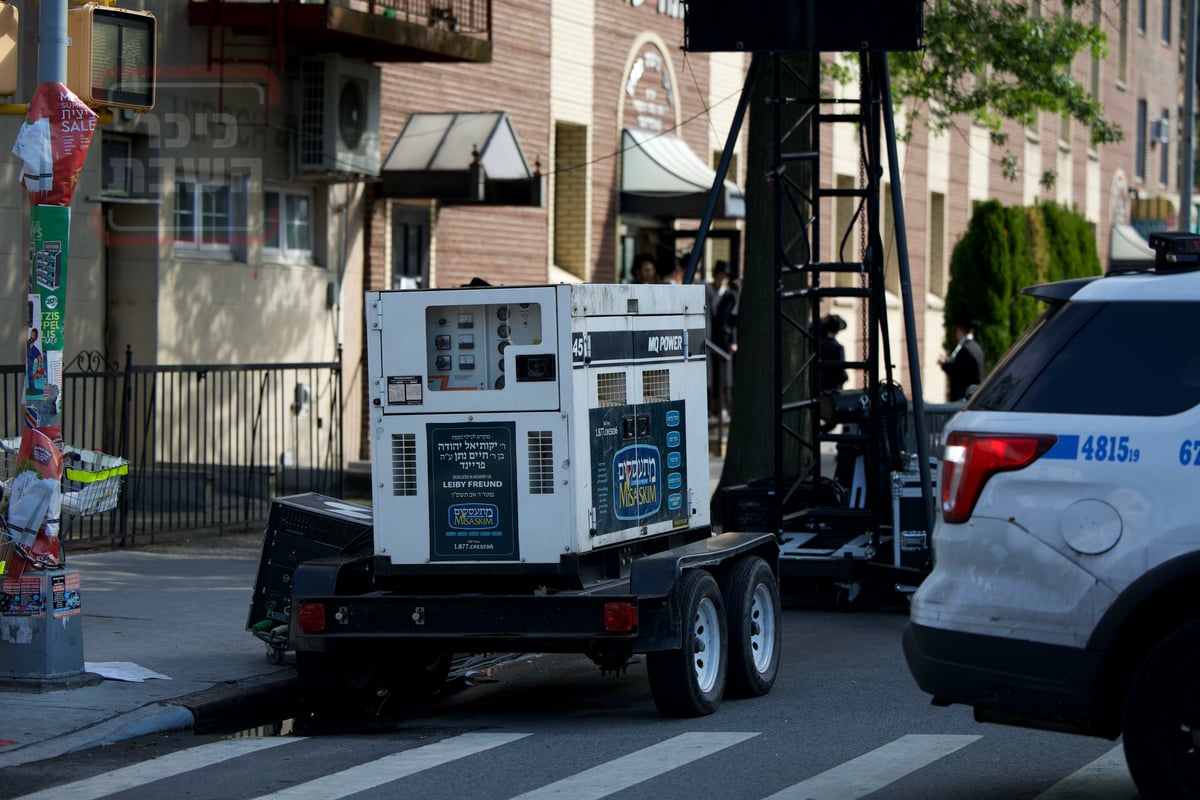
left=170, top=672, right=302, bottom=736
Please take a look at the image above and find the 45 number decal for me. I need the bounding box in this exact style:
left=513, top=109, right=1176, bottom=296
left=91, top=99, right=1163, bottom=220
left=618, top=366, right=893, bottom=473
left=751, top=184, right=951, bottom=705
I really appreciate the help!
left=1081, top=435, right=1140, bottom=463
left=571, top=333, right=591, bottom=361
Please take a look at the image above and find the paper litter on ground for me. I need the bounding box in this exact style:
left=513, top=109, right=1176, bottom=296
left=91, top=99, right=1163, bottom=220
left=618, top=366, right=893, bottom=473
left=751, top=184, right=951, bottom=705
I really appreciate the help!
left=84, top=662, right=172, bottom=682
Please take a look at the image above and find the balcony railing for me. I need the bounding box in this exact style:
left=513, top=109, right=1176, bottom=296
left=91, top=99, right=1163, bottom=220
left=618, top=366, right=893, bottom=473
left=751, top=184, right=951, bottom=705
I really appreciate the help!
left=189, top=0, right=492, bottom=64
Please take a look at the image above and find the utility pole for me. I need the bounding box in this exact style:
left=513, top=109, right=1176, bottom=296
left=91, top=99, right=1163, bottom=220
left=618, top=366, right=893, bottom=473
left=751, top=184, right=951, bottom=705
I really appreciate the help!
left=0, top=0, right=100, bottom=690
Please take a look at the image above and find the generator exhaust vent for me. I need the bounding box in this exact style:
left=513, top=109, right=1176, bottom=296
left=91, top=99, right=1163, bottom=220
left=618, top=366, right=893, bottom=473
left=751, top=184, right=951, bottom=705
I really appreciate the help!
left=597, top=372, right=627, bottom=407
left=528, top=430, right=554, bottom=494
left=643, top=368, right=670, bottom=401
left=391, top=433, right=417, bottom=496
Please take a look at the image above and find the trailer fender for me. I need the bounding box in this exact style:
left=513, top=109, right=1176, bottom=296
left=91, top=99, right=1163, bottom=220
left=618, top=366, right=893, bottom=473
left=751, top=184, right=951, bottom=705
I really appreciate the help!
left=629, top=532, right=779, bottom=598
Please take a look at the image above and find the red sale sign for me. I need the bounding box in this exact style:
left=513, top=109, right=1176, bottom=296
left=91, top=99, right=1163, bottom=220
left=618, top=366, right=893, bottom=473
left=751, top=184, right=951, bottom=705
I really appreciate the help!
left=10, top=82, right=98, bottom=206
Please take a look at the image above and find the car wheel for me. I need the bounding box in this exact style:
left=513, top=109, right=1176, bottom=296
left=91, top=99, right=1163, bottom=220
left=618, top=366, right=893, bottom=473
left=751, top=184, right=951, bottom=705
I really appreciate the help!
left=646, top=569, right=727, bottom=717
left=719, top=556, right=781, bottom=698
left=1123, top=619, right=1200, bottom=799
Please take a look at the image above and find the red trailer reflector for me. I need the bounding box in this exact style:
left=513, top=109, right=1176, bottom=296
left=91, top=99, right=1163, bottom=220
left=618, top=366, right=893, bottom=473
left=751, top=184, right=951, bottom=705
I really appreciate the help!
left=297, top=602, right=326, bottom=632
left=603, top=602, right=638, bottom=632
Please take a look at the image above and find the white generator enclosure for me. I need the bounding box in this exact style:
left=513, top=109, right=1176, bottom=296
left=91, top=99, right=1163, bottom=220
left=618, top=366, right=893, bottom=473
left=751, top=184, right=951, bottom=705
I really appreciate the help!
left=366, top=284, right=711, bottom=568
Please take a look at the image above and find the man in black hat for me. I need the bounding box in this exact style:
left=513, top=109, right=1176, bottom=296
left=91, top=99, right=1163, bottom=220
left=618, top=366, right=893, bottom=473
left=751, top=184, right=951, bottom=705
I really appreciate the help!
left=939, top=315, right=985, bottom=401
left=707, top=261, right=738, bottom=418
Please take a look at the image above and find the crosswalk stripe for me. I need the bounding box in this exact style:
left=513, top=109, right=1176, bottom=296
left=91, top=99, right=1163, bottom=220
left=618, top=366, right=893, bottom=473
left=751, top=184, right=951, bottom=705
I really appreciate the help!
left=1031, top=744, right=1137, bottom=800
left=251, top=732, right=532, bottom=800
left=509, top=732, right=760, bottom=800
left=763, top=734, right=982, bottom=800
left=10, top=737, right=304, bottom=800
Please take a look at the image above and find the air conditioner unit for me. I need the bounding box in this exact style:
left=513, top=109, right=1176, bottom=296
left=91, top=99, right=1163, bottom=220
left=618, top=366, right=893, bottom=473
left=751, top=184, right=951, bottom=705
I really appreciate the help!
left=1151, top=118, right=1171, bottom=146
left=296, top=55, right=381, bottom=178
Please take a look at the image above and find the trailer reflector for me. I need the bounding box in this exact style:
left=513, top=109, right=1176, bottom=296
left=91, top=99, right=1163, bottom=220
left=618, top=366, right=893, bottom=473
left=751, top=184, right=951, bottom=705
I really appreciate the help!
left=604, top=602, right=638, bottom=632
left=297, top=602, right=326, bottom=632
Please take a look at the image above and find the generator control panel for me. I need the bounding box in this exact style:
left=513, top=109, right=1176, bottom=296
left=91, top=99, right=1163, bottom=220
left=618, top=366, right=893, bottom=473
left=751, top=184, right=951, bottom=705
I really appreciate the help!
left=425, top=302, right=545, bottom=391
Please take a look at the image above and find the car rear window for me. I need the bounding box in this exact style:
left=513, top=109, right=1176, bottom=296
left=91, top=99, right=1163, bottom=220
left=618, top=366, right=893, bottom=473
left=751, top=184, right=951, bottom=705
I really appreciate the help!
left=969, top=300, right=1200, bottom=416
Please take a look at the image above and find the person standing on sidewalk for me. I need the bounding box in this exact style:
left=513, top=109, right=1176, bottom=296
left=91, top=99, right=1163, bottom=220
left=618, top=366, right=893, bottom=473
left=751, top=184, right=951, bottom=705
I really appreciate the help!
left=939, top=315, right=985, bottom=401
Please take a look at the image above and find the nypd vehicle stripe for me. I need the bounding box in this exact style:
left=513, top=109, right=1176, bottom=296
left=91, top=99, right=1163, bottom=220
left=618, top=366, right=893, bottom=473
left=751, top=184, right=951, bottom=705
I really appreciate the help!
left=1042, top=435, right=1080, bottom=460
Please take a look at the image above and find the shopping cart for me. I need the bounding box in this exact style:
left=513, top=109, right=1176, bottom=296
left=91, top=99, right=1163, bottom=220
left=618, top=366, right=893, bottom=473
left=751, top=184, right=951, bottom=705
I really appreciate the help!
left=0, top=436, right=129, bottom=573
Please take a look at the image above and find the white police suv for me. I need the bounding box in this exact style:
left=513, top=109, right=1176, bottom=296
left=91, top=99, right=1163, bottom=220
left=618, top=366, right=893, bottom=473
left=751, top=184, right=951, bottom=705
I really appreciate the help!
left=904, top=232, right=1200, bottom=799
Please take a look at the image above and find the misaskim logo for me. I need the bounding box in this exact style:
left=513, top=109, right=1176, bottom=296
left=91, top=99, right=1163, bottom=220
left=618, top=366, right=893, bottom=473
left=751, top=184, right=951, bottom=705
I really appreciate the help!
left=448, top=503, right=499, bottom=531
left=613, top=444, right=662, bottom=520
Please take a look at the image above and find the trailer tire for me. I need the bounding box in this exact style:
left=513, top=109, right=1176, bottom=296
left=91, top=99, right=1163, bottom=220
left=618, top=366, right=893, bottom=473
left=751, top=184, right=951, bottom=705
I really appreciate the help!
left=1122, top=619, right=1200, bottom=799
left=646, top=569, right=727, bottom=717
left=394, top=648, right=453, bottom=699
left=720, top=556, right=781, bottom=698
left=295, top=647, right=390, bottom=718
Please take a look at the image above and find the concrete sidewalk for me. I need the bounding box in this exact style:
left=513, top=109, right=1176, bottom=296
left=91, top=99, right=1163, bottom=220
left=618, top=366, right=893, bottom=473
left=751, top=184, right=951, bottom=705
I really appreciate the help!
left=0, top=534, right=293, bottom=769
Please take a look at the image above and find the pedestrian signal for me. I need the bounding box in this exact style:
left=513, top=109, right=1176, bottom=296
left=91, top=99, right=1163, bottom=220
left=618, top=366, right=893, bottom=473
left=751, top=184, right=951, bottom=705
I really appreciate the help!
left=67, top=3, right=156, bottom=111
left=1, top=2, right=17, bottom=98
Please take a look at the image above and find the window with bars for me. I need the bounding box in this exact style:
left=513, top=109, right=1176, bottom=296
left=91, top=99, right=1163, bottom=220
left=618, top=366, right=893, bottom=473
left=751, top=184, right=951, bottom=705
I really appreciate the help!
left=391, top=433, right=417, bottom=496
left=597, top=372, right=627, bottom=407
left=642, top=369, right=670, bottom=402
left=527, top=431, right=555, bottom=494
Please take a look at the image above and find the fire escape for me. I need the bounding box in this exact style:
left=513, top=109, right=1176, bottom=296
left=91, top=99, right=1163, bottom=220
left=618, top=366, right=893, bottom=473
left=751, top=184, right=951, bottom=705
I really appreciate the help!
left=188, top=0, right=493, bottom=71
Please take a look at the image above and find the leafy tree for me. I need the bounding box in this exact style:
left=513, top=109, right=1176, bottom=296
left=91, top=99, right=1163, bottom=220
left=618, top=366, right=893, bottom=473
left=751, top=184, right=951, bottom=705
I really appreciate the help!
left=890, top=0, right=1122, bottom=181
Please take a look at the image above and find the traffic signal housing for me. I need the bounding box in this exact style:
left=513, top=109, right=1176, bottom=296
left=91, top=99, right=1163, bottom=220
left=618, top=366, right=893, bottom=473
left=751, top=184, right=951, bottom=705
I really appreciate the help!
left=1, top=1, right=16, bottom=98
left=67, top=3, right=156, bottom=111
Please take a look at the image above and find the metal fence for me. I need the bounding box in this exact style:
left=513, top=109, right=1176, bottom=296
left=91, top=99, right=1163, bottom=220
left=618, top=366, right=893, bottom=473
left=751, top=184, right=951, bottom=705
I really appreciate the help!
left=1, top=348, right=343, bottom=547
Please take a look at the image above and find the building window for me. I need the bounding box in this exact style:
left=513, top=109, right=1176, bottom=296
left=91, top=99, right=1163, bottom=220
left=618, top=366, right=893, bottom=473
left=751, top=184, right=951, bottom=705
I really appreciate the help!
left=264, top=187, right=314, bottom=262
left=1119, top=0, right=1130, bottom=82
left=1136, top=99, right=1148, bottom=181
left=391, top=204, right=428, bottom=288
left=175, top=178, right=232, bottom=250
left=553, top=121, right=589, bottom=280
left=1162, top=0, right=1172, bottom=43
left=1138, top=0, right=1147, bottom=33
left=1160, top=110, right=1171, bottom=186
left=929, top=192, right=947, bottom=298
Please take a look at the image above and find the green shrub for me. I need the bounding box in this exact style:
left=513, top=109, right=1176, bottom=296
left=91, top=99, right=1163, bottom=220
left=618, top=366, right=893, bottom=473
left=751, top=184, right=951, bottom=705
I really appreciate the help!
left=945, top=200, right=1101, bottom=368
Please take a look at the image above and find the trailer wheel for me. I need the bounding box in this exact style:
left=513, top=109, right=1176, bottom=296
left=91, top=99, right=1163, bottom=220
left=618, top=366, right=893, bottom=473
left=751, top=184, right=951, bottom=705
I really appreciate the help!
left=720, top=556, right=781, bottom=698
left=296, top=647, right=390, bottom=718
left=647, top=569, right=727, bottom=717
left=1122, top=619, right=1200, bottom=799
left=393, top=648, right=453, bottom=699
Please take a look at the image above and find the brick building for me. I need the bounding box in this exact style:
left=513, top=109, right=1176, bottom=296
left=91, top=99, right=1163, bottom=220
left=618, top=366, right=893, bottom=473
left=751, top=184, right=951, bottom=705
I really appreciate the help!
left=0, top=0, right=1188, bottom=468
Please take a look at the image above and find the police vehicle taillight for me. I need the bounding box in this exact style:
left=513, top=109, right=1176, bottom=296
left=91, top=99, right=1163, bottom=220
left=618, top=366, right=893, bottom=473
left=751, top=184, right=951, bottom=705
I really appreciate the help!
left=941, top=432, right=1057, bottom=523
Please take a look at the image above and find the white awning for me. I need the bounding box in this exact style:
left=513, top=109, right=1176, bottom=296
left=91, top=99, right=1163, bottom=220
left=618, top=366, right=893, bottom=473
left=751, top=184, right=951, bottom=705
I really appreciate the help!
left=1109, top=223, right=1155, bottom=270
left=620, top=127, right=745, bottom=219
left=381, top=111, right=543, bottom=205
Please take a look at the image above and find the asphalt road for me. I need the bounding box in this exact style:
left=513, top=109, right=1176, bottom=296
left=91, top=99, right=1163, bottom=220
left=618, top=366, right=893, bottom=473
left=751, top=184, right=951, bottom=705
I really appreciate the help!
left=2, top=597, right=1140, bottom=800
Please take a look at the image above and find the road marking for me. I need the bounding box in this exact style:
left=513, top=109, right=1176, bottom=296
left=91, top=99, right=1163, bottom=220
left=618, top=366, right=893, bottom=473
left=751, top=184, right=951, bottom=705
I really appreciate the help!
left=252, top=732, right=531, bottom=799
left=10, top=737, right=303, bottom=800
left=1032, top=744, right=1138, bottom=800
left=510, top=732, right=760, bottom=800
left=763, top=734, right=982, bottom=800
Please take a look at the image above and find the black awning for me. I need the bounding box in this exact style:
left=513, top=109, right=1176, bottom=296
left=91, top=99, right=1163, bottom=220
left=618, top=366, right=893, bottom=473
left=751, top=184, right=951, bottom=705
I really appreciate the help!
left=380, top=111, right=544, bottom=206
left=620, top=127, right=745, bottom=219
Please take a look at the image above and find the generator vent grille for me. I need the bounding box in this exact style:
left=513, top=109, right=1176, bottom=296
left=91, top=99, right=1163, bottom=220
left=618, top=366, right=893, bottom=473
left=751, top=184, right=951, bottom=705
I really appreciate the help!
left=527, top=430, right=555, bottom=494
left=643, top=368, right=670, bottom=401
left=597, top=372, right=627, bottom=406
left=391, top=433, right=418, bottom=496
